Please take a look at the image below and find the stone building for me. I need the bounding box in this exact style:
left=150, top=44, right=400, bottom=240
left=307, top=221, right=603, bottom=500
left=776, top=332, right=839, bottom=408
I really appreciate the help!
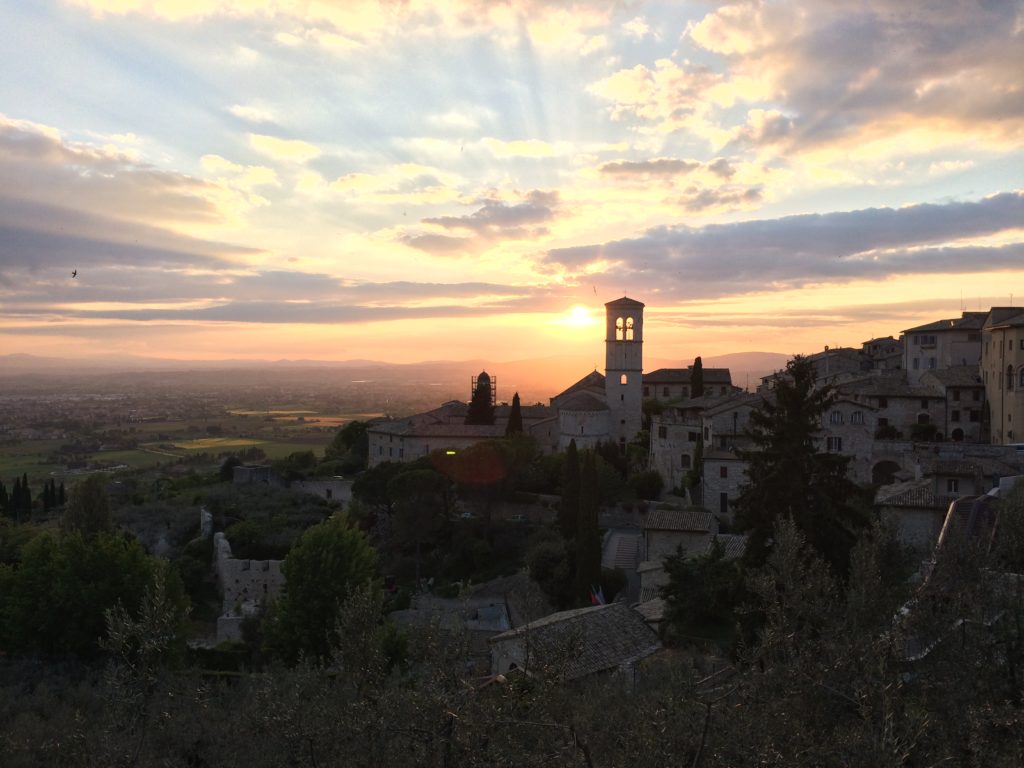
left=920, top=366, right=987, bottom=443
left=981, top=307, right=1024, bottom=445
left=213, top=532, right=284, bottom=642
left=488, top=601, right=660, bottom=681
left=642, top=366, right=734, bottom=402
left=902, top=311, right=985, bottom=385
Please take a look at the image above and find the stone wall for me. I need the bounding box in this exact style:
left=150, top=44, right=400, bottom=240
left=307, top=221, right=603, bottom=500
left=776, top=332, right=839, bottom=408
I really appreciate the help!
left=213, top=532, right=284, bottom=643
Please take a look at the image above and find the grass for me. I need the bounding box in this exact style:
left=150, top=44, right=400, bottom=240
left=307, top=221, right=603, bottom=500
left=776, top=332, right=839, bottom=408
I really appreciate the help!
left=172, top=437, right=270, bottom=450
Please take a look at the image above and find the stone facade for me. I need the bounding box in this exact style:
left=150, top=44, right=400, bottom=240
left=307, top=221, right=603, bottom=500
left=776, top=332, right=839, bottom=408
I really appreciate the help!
left=643, top=508, right=718, bottom=563
left=701, top=450, right=747, bottom=519
left=981, top=308, right=1024, bottom=445
left=903, top=311, right=985, bottom=385
left=214, top=532, right=284, bottom=643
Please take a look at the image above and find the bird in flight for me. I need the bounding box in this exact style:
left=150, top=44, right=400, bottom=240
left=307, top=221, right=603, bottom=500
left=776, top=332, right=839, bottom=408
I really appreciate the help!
left=71, top=269, right=77, bottom=278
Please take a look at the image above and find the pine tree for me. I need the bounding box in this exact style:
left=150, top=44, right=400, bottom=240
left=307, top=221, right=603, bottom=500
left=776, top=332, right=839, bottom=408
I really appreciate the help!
left=559, top=440, right=580, bottom=539
left=734, top=355, right=866, bottom=575
left=691, top=356, right=704, bottom=398
left=505, top=392, right=523, bottom=436
left=575, top=450, right=601, bottom=605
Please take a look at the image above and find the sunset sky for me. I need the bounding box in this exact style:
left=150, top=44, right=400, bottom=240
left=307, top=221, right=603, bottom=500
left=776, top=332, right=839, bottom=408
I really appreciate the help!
left=1, top=0, right=1022, bottom=365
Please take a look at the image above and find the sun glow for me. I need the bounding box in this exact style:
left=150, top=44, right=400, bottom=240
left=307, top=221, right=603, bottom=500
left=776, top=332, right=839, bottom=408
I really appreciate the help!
left=564, top=304, right=596, bottom=328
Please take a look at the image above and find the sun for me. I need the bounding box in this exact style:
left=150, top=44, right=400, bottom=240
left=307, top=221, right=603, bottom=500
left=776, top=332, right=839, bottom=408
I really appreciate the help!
left=565, top=304, right=595, bottom=328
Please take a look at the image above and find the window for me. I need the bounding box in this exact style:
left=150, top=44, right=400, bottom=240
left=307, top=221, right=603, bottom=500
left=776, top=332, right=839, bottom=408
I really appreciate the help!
left=851, top=411, right=864, bottom=425
left=1012, top=340, right=1015, bottom=351
left=720, top=493, right=728, bottom=516
left=913, top=335, right=920, bottom=345
left=643, top=386, right=650, bottom=397
left=829, top=411, right=843, bottom=425
left=615, top=316, right=624, bottom=340
left=720, top=466, right=728, bottom=478
left=912, top=358, right=919, bottom=370
left=928, top=357, right=936, bottom=369
left=826, top=436, right=842, bottom=451
left=681, top=386, right=689, bottom=398
left=918, top=413, right=930, bottom=425
left=973, top=390, right=981, bottom=401
left=620, top=373, right=628, bottom=385
left=399, top=448, right=404, bottom=458
left=1009, top=365, right=1015, bottom=390
left=970, top=410, right=980, bottom=422
left=620, top=394, right=624, bottom=402
left=951, top=410, right=961, bottom=422
left=657, top=425, right=667, bottom=439
left=663, top=386, right=670, bottom=397
left=878, top=397, right=888, bottom=408
left=680, top=454, right=691, bottom=469
left=953, top=390, right=961, bottom=402
left=921, top=399, right=929, bottom=410
left=688, top=431, right=698, bottom=442
left=703, top=427, right=709, bottom=440
left=625, top=316, right=634, bottom=341
left=947, top=478, right=959, bottom=493
left=1020, top=339, right=1024, bottom=350
left=878, top=417, right=889, bottom=427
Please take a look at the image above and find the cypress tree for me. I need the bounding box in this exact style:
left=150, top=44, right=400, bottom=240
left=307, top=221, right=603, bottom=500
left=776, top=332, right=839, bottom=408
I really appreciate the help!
left=575, top=451, right=601, bottom=606
left=20, top=473, right=31, bottom=519
left=11, top=477, right=22, bottom=520
left=559, top=440, right=580, bottom=539
left=58, top=481, right=66, bottom=506
left=0, top=480, right=7, bottom=515
left=505, top=392, right=524, bottom=436
left=692, top=356, right=704, bottom=398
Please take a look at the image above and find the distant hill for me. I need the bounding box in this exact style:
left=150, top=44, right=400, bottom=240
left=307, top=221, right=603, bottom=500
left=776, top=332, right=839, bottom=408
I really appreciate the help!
left=0, top=350, right=793, bottom=398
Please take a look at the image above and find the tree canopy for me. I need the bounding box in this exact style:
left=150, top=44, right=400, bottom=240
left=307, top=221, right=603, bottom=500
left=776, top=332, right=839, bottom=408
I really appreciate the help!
left=267, top=513, right=378, bottom=665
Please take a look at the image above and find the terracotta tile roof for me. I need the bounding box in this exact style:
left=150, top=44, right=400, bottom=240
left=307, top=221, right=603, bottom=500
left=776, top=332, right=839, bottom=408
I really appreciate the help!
left=488, top=601, right=661, bottom=680
left=644, top=508, right=715, bottom=532
left=875, top=478, right=937, bottom=508
left=921, top=366, right=985, bottom=388
left=553, top=370, right=605, bottom=400
left=558, top=391, right=609, bottom=412
left=904, top=311, right=988, bottom=333
left=643, top=368, right=733, bottom=384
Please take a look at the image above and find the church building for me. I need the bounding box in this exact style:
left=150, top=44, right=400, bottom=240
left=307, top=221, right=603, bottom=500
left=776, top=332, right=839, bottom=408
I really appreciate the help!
left=366, top=296, right=658, bottom=465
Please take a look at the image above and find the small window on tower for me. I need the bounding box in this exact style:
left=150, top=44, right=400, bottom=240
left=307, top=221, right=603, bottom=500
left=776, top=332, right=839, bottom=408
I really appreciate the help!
left=625, top=316, right=634, bottom=341
left=620, top=374, right=628, bottom=385
left=615, top=317, right=624, bottom=341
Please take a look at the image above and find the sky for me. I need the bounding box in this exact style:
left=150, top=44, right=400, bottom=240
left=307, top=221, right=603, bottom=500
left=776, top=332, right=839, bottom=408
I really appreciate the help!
left=1, top=0, right=1022, bottom=365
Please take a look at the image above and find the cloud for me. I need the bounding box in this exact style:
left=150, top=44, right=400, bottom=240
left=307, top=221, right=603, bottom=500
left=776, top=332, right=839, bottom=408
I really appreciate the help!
left=0, top=114, right=223, bottom=226
left=690, top=1, right=1024, bottom=154
left=544, top=192, right=1024, bottom=297
left=598, top=158, right=700, bottom=176
left=227, top=103, right=277, bottom=125
left=481, top=138, right=566, bottom=158
left=589, top=59, right=722, bottom=128
left=248, top=133, right=321, bottom=163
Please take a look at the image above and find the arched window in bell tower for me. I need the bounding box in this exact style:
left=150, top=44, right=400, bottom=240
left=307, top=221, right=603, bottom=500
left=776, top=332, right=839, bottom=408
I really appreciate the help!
left=625, top=316, right=634, bottom=341
left=615, top=317, right=625, bottom=340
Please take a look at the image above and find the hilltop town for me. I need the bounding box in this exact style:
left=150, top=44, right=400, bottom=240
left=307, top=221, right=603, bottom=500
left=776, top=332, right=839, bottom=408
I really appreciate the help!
left=2, top=297, right=1024, bottom=766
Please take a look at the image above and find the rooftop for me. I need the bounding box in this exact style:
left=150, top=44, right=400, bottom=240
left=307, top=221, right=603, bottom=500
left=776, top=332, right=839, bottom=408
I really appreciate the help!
left=488, top=601, right=660, bottom=680
left=644, top=508, right=716, bottom=533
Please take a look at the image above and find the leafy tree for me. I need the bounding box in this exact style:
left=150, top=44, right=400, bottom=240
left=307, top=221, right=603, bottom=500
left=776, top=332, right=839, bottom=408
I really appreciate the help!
left=324, top=420, right=370, bottom=473
left=558, top=440, right=580, bottom=539
left=464, top=371, right=495, bottom=425
left=660, top=540, right=743, bottom=645
left=0, top=529, right=166, bottom=658
left=387, top=468, right=450, bottom=584
left=62, top=473, right=113, bottom=539
left=219, top=455, right=242, bottom=481
left=267, top=513, right=378, bottom=665
left=351, top=461, right=407, bottom=515
left=575, top=451, right=601, bottom=605
left=691, top=356, right=704, bottom=398
left=734, top=355, right=866, bottom=574
left=526, top=529, right=574, bottom=609
left=628, top=469, right=664, bottom=501
left=505, top=391, right=524, bottom=436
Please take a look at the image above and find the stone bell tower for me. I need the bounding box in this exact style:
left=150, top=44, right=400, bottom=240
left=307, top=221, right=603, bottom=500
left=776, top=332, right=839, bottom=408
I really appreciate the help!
left=604, top=296, right=645, bottom=448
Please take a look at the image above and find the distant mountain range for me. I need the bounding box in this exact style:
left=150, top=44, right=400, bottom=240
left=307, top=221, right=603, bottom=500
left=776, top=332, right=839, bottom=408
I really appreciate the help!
left=0, top=351, right=791, bottom=399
